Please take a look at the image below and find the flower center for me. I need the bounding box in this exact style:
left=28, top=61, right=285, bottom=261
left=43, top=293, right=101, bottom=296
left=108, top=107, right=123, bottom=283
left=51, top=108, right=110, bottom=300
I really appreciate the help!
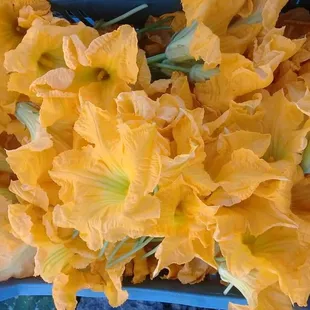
left=174, top=201, right=186, bottom=225
left=38, top=53, right=66, bottom=72
left=42, top=246, right=72, bottom=274
left=97, top=69, right=110, bottom=81
left=102, top=171, right=130, bottom=204
left=15, top=26, right=27, bottom=35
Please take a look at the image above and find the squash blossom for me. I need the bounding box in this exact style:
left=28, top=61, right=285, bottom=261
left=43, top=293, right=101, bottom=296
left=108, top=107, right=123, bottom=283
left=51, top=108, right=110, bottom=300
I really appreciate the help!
left=50, top=101, right=163, bottom=250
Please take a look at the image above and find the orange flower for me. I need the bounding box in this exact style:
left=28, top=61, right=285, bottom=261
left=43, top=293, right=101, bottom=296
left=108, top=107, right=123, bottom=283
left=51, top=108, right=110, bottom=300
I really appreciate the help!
left=151, top=177, right=217, bottom=277
left=50, top=101, right=163, bottom=250
left=30, top=25, right=139, bottom=115
left=4, top=22, right=98, bottom=98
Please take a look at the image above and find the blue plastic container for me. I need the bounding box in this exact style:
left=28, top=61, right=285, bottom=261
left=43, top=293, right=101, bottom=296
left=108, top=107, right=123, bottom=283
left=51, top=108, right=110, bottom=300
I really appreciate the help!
left=50, top=0, right=182, bottom=26
left=0, top=277, right=246, bottom=309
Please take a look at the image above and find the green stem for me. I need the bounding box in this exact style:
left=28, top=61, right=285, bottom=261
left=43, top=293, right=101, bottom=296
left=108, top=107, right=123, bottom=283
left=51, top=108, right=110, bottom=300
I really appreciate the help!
left=153, top=63, right=191, bottom=74
left=147, top=53, right=167, bottom=64
left=189, top=65, right=220, bottom=82
left=223, top=283, right=234, bottom=295
left=143, top=244, right=160, bottom=258
left=96, top=4, right=148, bottom=29
left=170, top=20, right=198, bottom=44
left=107, top=237, right=154, bottom=268
left=136, top=236, right=147, bottom=247
left=107, top=237, right=129, bottom=262
left=152, top=185, right=159, bottom=194
left=138, top=26, right=171, bottom=35
left=98, top=241, right=109, bottom=258
left=15, top=102, right=39, bottom=141
left=232, top=11, right=262, bottom=27
left=71, top=230, right=79, bottom=240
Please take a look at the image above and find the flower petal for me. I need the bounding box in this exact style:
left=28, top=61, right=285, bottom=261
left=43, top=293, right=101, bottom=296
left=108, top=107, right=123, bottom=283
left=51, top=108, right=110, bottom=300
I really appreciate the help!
left=177, top=258, right=213, bottom=284
left=181, top=0, right=246, bottom=35
left=214, top=194, right=297, bottom=241
left=215, top=149, right=286, bottom=201
left=85, top=25, right=138, bottom=84
left=0, top=193, right=35, bottom=281
left=171, top=72, right=194, bottom=109
left=189, top=22, right=221, bottom=69
left=259, top=90, right=309, bottom=164
left=153, top=236, right=195, bottom=277
left=9, top=180, right=49, bottom=211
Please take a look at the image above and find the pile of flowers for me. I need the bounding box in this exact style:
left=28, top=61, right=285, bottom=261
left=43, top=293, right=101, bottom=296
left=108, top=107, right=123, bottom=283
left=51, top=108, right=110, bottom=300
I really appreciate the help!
left=2, top=0, right=310, bottom=309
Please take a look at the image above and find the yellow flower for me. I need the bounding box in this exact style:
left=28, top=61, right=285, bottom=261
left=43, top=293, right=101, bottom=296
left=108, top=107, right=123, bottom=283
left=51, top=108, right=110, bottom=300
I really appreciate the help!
left=151, top=177, right=217, bottom=277
left=181, top=0, right=247, bottom=36
left=253, top=27, right=305, bottom=71
left=165, top=21, right=221, bottom=69
left=0, top=57, right=19, bottom=116
left=0, top=0, right=54, bottom=114
left=5, top=103, right=74, bottom=206
left=52, top=258, right=132, bottom=309
left=291, top=176, right=310, bottom=242
left=220, top=18, right=262, bottom=54
left=32, top=25, right=139, bottom=115
left=7, top=185, right=131, bottom=309
left=76, top=24, right=138, bottom=107
left=213, top=193, right=297, bottom=242
left=207, top=148, right=286, bottom=205
left=0, top=0, right=50, bottom=55
left=286, top=80, right=310, bottom=120
left=181, top=0, right=288, bottom=36
left=8, top=202, right=50, bottom=245
left=257, top=90, right=310, bottom=164
left=196, top=25, right=304, bottom=112
left=220, top=0, right=291, bottom=54
left=195, top=54, right=274, bottom=112
left=6, top=103, right=55, bottom=187
left=0, top=188, right=35, bottom=281
left=7, top=200, right=95, bottom=282
left=218, top=262, right=291, bottom=310
left=205, top=129, right=271, bottom=177
left=115, top=89, right=192, bottom=144
left=17, top=1, right=53, bottom=29
left=219, top=226, right=308, bottom=306
left=170, top=72, right=194, bottom=109
left=135, top=49, right=172, bottom=97
left=4, top=22, right=98, bottom=98
left=159, top=107, right=218, bottom=196
left=28, top=67, right=80, bottom=127
left=50, top=101, right=162, bottom=250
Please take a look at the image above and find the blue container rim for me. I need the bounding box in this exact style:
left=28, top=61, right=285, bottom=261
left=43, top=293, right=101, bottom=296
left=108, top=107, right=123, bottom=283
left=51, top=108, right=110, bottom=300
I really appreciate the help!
left=0, top=277, right=246, bottom=309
